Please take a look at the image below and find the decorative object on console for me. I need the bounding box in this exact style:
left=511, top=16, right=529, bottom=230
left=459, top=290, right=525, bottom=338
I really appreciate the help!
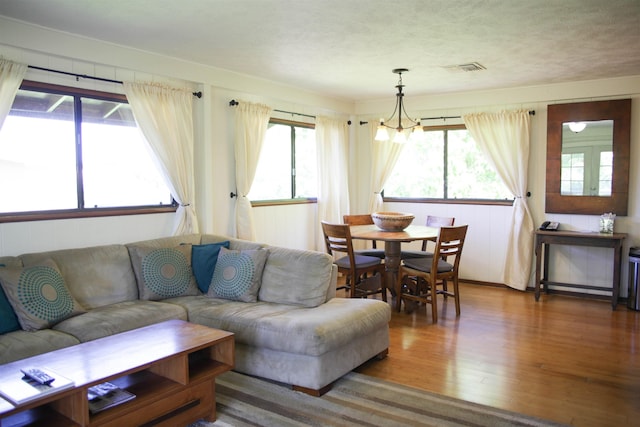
left=207, top=247, right=269, bottom=302
left=0, top=259, right=85, bottom=331
left=371, top=211, right=415, bottom=231
left=129, top=244, right=199, bottom=300
left=599, top=213, right=615, bottom=234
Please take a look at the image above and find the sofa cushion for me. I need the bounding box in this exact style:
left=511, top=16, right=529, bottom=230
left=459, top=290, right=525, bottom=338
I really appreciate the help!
left=0, top=259, right=86, bottom=331
left=191, top=241, right=230, bottom=293
left=20, top=245, right=138, bottom=310
left=207, top=247, right=269, bottom=302
left=129, top=244, right=200, bottom=300
left=258, top=246, right=334, bottom=308
left=0, top=329, right=81, bottom=364
left=53, top=300, right=187, bottom=342
left=171, top=296, right=390, bottom=357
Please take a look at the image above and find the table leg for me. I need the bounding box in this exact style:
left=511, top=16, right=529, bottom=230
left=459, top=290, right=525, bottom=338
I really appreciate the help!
left=383, top=241, right=402, bottom=310
left=612, top=243, right=622, bottom=309
left=534, top=238, right=542, bottom=301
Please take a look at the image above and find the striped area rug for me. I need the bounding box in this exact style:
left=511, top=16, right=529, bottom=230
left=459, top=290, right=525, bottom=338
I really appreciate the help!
left=191, top=371, right=567, bottom=427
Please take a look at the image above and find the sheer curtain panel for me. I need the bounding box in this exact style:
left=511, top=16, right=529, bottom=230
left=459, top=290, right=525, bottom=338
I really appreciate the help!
left=123, top=82, right=199, bottom=235
left=315, top=116, right=350, bottom=251
left=0, top=59, right=27, bottom=129
left=367, top=121, right=406, bottom=213
left=463, top=110, right=534, bottom=290
left=233, top=101, right=272, bottom=241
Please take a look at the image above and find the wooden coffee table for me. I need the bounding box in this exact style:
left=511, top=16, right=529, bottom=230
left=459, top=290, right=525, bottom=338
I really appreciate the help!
left=0, top=319, right=234, bottom=426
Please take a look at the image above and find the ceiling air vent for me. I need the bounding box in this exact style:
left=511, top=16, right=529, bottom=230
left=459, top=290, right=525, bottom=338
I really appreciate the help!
left=444, top=62, right=486, bottom=72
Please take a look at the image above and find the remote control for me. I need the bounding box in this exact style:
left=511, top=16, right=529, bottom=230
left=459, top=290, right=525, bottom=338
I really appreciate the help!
left=21, top=368, right=55, bottom=385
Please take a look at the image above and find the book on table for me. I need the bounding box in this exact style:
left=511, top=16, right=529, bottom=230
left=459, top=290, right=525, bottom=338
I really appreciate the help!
left=0, top=367, right=75, bottom=406
left=88, top=382, right=136, bottom=414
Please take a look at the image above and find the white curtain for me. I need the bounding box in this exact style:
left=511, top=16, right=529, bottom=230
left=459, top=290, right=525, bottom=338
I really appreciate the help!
left=463, top=110, right=534, bottom=290
left=367, top=121, right=406, bottom=213
left=233, top=101, right=272, bottom=241
left=123, top=82, right=198, bottom=235
left=316, top=116, right=350, bottom=250
left=0, top=59, right=27, bottom=130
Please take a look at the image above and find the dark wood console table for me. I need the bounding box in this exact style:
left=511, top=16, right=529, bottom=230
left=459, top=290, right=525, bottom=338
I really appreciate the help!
left=534, top=230, right=627, bottom=309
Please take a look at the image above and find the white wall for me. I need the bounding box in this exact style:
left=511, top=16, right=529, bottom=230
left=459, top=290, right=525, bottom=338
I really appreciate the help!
left=1, top=17, right=639, bottom=298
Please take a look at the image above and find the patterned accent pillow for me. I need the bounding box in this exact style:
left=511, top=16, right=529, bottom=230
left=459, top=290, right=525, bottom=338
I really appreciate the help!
left=0, top=259, right=85, bottom=331
left=129, top=244, right=200, bottom=300
left=207, top=247, right=269, bottom=302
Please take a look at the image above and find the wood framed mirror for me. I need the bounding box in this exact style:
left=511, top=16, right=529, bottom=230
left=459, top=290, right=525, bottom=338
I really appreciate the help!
left=546, top=99, right=631, bottom=215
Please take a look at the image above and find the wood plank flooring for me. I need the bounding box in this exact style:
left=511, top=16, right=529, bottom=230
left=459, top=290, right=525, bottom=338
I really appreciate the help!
left=350, top=283, right=640, bottom=427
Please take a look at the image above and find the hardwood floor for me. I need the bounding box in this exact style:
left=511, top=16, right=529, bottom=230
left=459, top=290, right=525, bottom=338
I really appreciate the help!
left=350, top=283, right=640, bottom=427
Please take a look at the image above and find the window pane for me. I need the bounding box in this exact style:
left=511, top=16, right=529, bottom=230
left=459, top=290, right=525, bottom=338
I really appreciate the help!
left=248, top=123, right=292, bottom=200
left=293, top=126, right=317, bottom=198
left=447, top=130, right=512, bottom=199
left=598, top=151, right=612, bottom=196
left=81, top=98, right=172, bottom=208
left=384, top=131, right=444, bottom=197
left=0, top=90, right=77, bottom=213
left=561, top=152, right=584, bottom=195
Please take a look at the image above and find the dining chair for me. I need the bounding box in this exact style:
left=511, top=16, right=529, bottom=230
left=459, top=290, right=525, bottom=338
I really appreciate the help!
left=396, top=225, right=468, bottom=323
left=342, top=214, right=386, bottom=259
left=321, top=221, right=387, bottom=301
left=400, top=215, right=455, bottom=259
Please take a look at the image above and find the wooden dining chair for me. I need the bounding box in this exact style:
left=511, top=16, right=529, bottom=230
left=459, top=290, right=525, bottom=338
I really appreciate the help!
left=397, top=225, right=468, bottom=323
left=342, top=214, right=385, bottom=259
left=400, top=215, right=455, bottom=259
left=321, top=221, right=387, bottom=301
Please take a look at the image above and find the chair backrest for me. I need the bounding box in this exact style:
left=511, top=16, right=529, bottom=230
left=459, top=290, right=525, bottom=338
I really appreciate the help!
left=343, top=214, right=374, bottom=226
left=433, top=225, right=468, bottom=272
left=426, top=215, right=455, bottom=227
left=343, top=214, right=378, bottom=248
left=321, top=221, right=355, bottom=261
left=422, top=216, right=455, bottom=250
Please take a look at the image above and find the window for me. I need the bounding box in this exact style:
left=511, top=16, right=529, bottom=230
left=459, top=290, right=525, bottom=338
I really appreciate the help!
left=384, top=126, right=512, bottom=201
left=248, top=120, right=317, bottom=202
left=0, top=81, right=174, bottom=220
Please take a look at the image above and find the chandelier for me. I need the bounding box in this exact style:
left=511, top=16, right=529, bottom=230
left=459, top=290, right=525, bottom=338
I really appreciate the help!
left=374, top=68, right=423, bottom=143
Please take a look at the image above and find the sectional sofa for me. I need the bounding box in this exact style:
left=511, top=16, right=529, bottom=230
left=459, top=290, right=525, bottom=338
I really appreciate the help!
left=0, top=234, right=391, bottom=395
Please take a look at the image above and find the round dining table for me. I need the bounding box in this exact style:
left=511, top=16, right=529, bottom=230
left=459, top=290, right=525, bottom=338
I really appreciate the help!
left=349, top=224, right=439, bottom=304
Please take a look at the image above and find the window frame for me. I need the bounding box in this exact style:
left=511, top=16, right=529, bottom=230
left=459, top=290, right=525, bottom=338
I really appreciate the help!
left=250, top=118, right=317, bottom=206
left=0, top=80, right=176, bottom=223
left=383, top=124, right=514, bottom=206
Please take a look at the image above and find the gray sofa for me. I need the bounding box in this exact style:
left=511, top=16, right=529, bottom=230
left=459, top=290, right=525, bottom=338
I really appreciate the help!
left=0, top=234, right=390, bottom=395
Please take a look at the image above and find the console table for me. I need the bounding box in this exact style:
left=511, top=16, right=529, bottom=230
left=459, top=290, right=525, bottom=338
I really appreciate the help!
left=534, top=230, right=627, bottom=309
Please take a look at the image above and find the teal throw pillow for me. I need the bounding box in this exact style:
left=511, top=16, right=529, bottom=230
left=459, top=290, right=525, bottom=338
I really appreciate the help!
left=0, top=283, right=20, bottom=334
left=0, top=259, right=85, bottom=331
left=129, top=244, right=200, bottom=300
left=207, top=247, right=269, bottom=302
left=191, top=241, right=230, bottom=293
left=0, top=262, right=20, bottom=334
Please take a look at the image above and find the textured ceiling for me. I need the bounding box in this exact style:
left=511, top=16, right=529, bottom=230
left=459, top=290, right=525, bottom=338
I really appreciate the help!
left=0, top=0, right=639, bottom=101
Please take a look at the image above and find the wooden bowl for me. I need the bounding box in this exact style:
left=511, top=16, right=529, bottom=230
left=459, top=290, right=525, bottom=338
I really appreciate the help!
left=371, top=212, right=415, bottom=231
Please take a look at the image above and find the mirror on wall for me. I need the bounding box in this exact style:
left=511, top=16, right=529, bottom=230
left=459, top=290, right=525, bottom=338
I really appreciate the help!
left=546, top=99, right=631, bottom=215
left=560, top=119, right=613, bottom=196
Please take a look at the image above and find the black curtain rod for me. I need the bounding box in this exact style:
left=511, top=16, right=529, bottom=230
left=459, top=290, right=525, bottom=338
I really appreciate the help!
left=27, top=65, right=202, bottom=98
left=229, top=99, right=315, bottom=119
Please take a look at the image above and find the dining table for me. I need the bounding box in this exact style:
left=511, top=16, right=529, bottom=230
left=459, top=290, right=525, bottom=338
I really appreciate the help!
left=349, top=224, right=440, bottom=303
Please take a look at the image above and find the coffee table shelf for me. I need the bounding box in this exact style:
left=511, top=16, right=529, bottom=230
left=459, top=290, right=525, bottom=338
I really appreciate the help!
left=0, top=320, right=234, bottom=427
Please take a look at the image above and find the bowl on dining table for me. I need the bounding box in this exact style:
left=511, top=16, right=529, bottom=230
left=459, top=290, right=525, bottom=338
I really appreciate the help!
left=371, top=212, right=415, bottom=231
